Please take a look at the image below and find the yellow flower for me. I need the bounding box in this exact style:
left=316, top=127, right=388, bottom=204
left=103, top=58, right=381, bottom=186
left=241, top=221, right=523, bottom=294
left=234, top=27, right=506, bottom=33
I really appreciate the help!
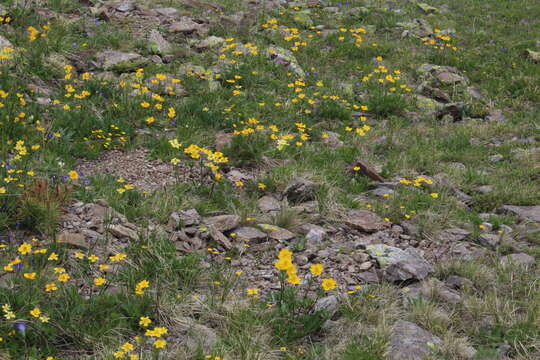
left=257, top=183, right=266, bottom=190
left=45, top=283, right=58, bottom=292
left=58, top=273, right=70, bottom=283
left=153, top=339, right=167, bottom=349
left=74, top=252, right=85, bottom=259
left=18, top=242, right=32, bottom=255
left=68, top=170, right=79, bottom=180
left=48, top=252, right=58, bottom=261
left=139, top=316, right=152, bottom=327
left=309, top=264, right=324, bottom=276
left=99, top=264, right=110, bottom=271
left=321, top=278, right=337, bottom=291
left=246, top=288, right=259, bottom=296
left=430, top=193, right=439, bottom=198
left=88, top=254, right=99, bottom=263
left=113, top=351, right=125, bottom=359
left=30, top=307, right=41, bottom=317
left=135, top=280, right=150, bottom=295
left=94, top=277, right=106, bottom=286
left=24, top=272, right=37, bottom=280
left=0, top=187, right=6, bottom=194
left=121, top=343, right=134, bottom=352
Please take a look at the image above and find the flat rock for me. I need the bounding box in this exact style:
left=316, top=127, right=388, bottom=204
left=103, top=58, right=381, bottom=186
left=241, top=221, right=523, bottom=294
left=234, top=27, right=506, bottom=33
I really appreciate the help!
left=108, top=224, right=138, bottom=241
left=56, top=232, right=88, bottom=249
left=154, top=7, right=179, bottom=17
left=389, top=321, right=442, bottom=360
left=438, top=228, right=471, bottom=242
left=445, top=275, right=474, bottom=290
left=259, top=224, right=296, bottom=241
left=96, top=50, right=148, bottom=72
left=486, top=109, right=505, bottom=123
left=314, top=295, right=338, bottom=315
left=367, top=244, right=433, bottom=282
left=257, top=195, right=281, bottom=212
left=344, top=209, right=390, bottom=233
left=204, top=215, right=240, bottom=232
left=501, top=205, right=540, bottom=223
left=234, top=227, right=267, bottom=241
left=147, top=29, right=172, bottom=55
left=209, top=226, right=232, bottom=249
left=500, top=253, right=535, bottom=267
left=284, top=177, right=319, bottom=202
left=169, top=209, right=201, bottom=229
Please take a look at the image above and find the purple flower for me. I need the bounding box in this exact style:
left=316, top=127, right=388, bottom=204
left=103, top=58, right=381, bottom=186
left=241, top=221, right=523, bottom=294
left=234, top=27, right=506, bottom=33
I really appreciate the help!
left=95, top=20, right=102, bottom=26
left=72, top=42, right=78, bottom=47
left=171, top=120, right=177, bottom=125
left=275, top=58, right=288, bottom=65
left=13, top=262, right=22, bottom=271
left=14, top=321, right=27, bottom=336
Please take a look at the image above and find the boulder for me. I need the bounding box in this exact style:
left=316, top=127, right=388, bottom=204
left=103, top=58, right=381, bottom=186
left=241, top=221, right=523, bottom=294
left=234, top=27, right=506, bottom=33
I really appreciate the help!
left=366, top=244, right=433, bottom=281
left=147, top=29, right=172, bottom=55
left=204, top=215, right=240, bottom=232
left=500, top=253, right=535, bottom=267
left=234, top=227, right=267, bottom=242
left=96, top=50, right=148, bottom=71
left=284, top=177, right=319, bottom=202
left=344, top=210, right=390, bottom=233
left=389, top=321, right=442, bottom=360
left=501, top=205, right=540, bottom=223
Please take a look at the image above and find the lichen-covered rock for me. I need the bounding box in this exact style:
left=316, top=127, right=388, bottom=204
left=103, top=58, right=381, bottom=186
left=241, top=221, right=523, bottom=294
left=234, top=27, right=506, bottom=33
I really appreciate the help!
left=366, top=244, right=433, bottom=281
left=96, top=50, right=148, bottom=71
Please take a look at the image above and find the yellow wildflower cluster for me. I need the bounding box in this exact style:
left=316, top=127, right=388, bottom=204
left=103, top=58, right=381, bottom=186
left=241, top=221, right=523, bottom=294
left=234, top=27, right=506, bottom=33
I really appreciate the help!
left=134, top=280, right=150, bottom=295
left=275, top=248, right=301, bottom=285
left=27, top=25, right=49, bottom=41
left=421, top=29, right=458, bottom=51
left=83, top=125, right=128, bottom=150
left=362, top=59, right=412, bottom=93
left=0, top=46, right=14, bottom=60
left=399, top=176, right=433, bottom=187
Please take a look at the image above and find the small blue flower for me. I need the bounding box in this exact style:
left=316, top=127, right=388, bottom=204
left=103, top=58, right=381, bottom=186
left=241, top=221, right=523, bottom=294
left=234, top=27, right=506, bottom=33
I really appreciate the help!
left=14, top=321, right=27, bottom=336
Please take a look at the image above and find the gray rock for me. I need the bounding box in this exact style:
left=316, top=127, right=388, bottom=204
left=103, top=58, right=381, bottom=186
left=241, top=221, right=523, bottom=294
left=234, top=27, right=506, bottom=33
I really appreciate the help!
left=266, top=45, right=305, bottom=77
left=344, top=209, right=390, bottom=233
left=489, top=154, right=504, bottom=163
left=284, top=177, right=319, bottom=202
left=500, top=253, right=535, bottom=267
left=501, top=205, right=540, bottom=223
left=478, top=233, right=501, bottom=248
left=108, top=224, right=138, bottom=241
left=154, top=7, right=179, bottom=17
left=259, top=224, right=296, bottom=241
left=234, top=227, right=267, bottom=242
left=172, top=317, right=217, bottom=354
left=257, top=195, right=281, bottom=212
left=208, top=226, right=232, bottom=249
left=401, top=221, right=420, bottom=236
left=112, top=1, right=135, bottom=12
left=439, top=228, right=471, bottom=242
left=370, top=186, right=394, bottom=197
left=486, top=109, right=505, bottom=122
left=169, top=18, right=205, bottom=34
left=0, top=34, right=13, bottom=48
left=204, top=215, right=240, bottom=232
left=474, top=185, right=493, bottom=194
left=147, top=29, right=172, bottom=55
left=56, top=231, right=88, bottom=249
left=314, top=295, right=338, bottom=315
left=169, top=209, right=201, bottom=229
left=305, top=226, right=327, bottom=243
left=322, top=131, right=343, bottom=148
left=366, top=244, right=434, bottom=282
left=96, top=50, right=148, bottom=72
left=195, top=36, right=225, bottom=50
left=445, top=275, right=474, bottom=290
left=389, top=321, right=442, bottom=360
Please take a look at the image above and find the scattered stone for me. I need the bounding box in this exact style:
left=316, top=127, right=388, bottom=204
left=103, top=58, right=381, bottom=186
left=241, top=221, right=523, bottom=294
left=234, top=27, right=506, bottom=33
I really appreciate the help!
left=169, top=209, right=201, bottom=230
left=389, top=321, right=442, bottom=360
left=525, top=49, right=540, bottom=62
left=501, top=205, right=540, bottom=223
left=397, top=19, right=433, bottom=38
left=108, top=224, right=138, bottom=241
left=367, top=244, right=434, bottom=282
left=170, top=317, right=217, bottom=354
left=301, top=224, right=327, bottom=243
left=474, top=185, right=493, bottom=194
left=314, top=295, right=338, bottom=315
left=257, top=195, right=281, bottom=212
left=147, top=29, right=172, bottom=55
left=56, top=232, right=88, bottom=249
left=485, top=109, right=505, bottom=122
left=0, top=35, right=13, bottom=48
left=208, top=226, right=232, bottom=249
left=234, top=227, right=267, bottom=242
left=203, top=215, right=241, bottom=232
left=500, top=253, right=535, bottom=267
left=321, top=131, right=343, bottom=148
left=417, top=3, right=439, bottom=14
left=266, top=46, right=305, bottom=77
left=259, top=224, right=296, bottom=241
left=370, top=187, right=394, bottom=197
left=344, top=210, right=390, bottom=233
left=438, top=228, right=471, bottom=242
left=96, top=50, right=148, bottom=72
left=195, top=36, right=225, bottom=50
left=284, top=177, right=319, bottom=202
left=445, top=275, right=474, bottom=290
left=154, top=7, right=179, bottom=17
left=489, top=154, right=504, bottom=163
left=478, top=233, right=501, bottom=248
left=169, top=17, right=207, bottom=34
left=351, top=158, right=385, bottom=182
